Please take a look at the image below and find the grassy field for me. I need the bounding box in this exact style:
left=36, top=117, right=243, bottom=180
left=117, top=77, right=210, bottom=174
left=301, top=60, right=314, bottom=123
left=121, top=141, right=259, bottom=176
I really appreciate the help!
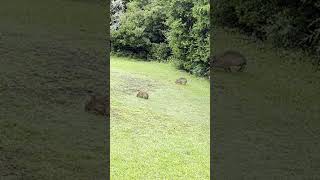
left=212, top=27, right=320, bottom=179
left=110, top=56, right=210, bottom=179
left=0, top=0, right=107, bottom=179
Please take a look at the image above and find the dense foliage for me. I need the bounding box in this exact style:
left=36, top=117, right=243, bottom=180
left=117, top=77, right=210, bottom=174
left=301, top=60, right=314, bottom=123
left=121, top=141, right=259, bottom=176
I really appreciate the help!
left=213, top=0, right=320, bottom=54
left=111, top=0, right=210, bottom=76
left=111, top=0, right=124, bottom=31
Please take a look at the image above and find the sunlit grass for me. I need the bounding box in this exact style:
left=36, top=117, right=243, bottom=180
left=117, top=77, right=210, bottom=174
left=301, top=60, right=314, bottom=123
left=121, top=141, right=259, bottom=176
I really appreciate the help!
left=110, top=56, right=210, bottom=179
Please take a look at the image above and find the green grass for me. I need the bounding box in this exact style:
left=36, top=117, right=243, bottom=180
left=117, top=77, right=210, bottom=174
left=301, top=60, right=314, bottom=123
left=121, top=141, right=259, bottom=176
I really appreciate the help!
left=0, top=0, right=107, bottom=179
left=212, top=27, right=320, bottom=179
left=110, top=56, right=210, bottom=179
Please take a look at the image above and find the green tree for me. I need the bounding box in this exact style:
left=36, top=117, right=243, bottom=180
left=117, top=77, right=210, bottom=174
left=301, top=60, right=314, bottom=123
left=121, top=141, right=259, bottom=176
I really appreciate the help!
left=111, top=0, right=210, bottom=76
left=166, top=0, right=209, bottom=76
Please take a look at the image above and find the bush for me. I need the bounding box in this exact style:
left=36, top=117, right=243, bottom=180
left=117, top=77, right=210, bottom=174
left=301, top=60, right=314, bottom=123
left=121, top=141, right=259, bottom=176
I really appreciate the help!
left=111, top=1, right=151, bottom=58
left=166, top=0, right=209, bottom=76
left=111, top=0, right=210, bottom=76
left=264, top=9, right=306, bottom=48
left=111, top=0, right=168, bottom=59
left=213, top=0, right=320, bottom=55
left=149, top=43, right=172, bottom=61
left=111, top=0, right=125, bottom=31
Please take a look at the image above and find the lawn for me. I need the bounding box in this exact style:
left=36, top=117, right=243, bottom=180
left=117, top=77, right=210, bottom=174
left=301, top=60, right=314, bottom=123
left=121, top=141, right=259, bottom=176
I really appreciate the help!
left=110, top=56, right=210, bottom=179
left=212, top=27, right=320, bottom=179
left=0, top=0, right=107, bottom=179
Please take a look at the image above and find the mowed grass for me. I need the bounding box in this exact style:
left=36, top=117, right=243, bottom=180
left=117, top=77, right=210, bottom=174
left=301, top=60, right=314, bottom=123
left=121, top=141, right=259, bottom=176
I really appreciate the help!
left=1, top=0, right=107, bottom=179
left=212, top=27, right=320, bottom=179
left=110, top=56, right=210, bottom=179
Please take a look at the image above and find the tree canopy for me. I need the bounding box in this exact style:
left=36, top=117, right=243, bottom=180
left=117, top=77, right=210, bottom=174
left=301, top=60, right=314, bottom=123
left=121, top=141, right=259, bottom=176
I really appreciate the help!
left=111, top=0, right=210, bottom=77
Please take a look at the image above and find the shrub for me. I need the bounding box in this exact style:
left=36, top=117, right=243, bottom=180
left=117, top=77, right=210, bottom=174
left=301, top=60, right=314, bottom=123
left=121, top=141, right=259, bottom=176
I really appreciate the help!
left=149, top=43, right=172, bottom=61
left=111, top=0, right=210, bottom=76
left=213, top=0, right=320, bottom=55
left=111, top=0, right=168, bottom=59
left=166, top=0, right=209, bottom=75
left=111, top=1, right=151, bottom=58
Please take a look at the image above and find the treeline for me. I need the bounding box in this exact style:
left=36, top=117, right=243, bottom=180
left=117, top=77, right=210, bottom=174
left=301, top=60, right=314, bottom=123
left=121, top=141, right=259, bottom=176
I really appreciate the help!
left=111, top=0, right=210, bottom=77
left=213, top=0, right=320, bottom=55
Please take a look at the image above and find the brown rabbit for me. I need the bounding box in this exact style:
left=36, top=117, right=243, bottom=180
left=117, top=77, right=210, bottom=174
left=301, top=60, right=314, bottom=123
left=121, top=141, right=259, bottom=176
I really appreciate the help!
left=136, top=90, right=149, bottom=99
left=84, top=94, right=108, bottom=115
left=211, top=50, right=247, bottom=72
left=175, top=77, right=187, bottom=85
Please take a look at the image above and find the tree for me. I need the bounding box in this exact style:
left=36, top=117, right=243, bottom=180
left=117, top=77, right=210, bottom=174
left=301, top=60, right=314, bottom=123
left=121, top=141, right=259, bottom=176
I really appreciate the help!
left=111, top=0, right=210, bottom=76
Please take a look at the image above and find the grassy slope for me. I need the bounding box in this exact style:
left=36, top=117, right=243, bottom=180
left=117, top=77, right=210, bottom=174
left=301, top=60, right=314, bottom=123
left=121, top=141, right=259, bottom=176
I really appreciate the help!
left=110, top=56, right=210, bottom=179
left=212, top=28, right=320, bottom=179
left=0, top=0, right=107, bottom=179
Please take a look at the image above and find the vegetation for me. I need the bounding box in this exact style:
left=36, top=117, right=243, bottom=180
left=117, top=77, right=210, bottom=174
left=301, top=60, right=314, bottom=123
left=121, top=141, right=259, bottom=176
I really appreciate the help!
left=111, top=0, right=210, bottom=76
left=211, top=1, right=320, bottom=178
left=210, top=0, right=320, bottom=176
left=211, top=26, right=320, bottom=180
left=110, top=56, right=210, bottom=179
left=0, top=0, right=107, bottom=179
left=213, top=0, right=320, bottom=58
left=111, top=1, right=210, bottom=178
